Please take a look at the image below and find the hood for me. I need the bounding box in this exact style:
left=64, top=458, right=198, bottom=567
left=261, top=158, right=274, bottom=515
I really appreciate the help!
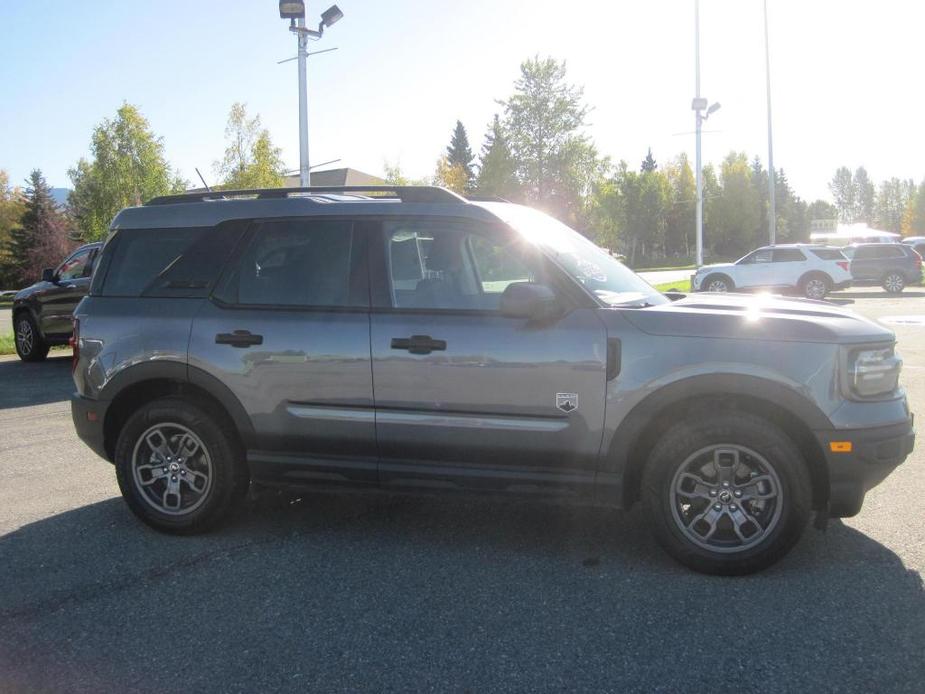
left=621, top=293, right=893, bottom=344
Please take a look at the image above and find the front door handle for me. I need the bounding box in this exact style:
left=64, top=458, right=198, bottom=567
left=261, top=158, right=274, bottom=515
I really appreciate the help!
left=215, top=330, right=263, bottom=348
left=390, top=335, right=447, bottom=355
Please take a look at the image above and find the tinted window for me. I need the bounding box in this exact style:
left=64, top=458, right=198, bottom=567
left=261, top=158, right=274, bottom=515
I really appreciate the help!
left=100, top=227, right=241, bottom=297
left=740, top=249, right=772, bottom=264
left=856, top=245, right=905, bottom=260
left=384, top=221, right=541, bottom=310
left=222, top=219, right=363, bottom=307
left=810, top=248, right=845, bottom=260
left=56, top=248, right=92, bottom=281
left=772, top=248, right=805, bottom=262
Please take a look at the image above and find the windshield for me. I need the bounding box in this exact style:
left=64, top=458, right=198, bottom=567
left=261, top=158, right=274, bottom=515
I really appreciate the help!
left=484, top=203, right=669, bottom=307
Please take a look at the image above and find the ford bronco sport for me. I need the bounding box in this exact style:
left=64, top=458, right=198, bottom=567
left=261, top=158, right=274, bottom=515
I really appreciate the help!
left=70, top=186, right=915, bottom=574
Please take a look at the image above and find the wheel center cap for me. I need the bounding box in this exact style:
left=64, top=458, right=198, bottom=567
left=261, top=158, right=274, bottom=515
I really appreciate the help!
left=719, top=490, right=733, bottom=504
left=169, top=462, right=180, bottom=472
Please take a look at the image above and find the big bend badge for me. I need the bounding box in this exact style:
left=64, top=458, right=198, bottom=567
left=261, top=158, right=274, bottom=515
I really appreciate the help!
left=556, top=392, right=578, bottom=413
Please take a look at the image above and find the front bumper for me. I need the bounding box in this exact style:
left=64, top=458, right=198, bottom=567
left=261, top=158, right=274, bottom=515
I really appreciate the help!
left=814, top=417, right=915, bottom=517
left=71, top=393, right=111, bottom=462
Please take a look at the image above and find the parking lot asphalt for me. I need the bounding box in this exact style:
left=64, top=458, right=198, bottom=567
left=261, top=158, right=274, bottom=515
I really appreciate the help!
left=1, top=289, right=924, bottom=693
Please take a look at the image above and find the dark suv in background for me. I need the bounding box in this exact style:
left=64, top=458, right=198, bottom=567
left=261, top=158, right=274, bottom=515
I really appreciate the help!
left=12, top=242, right=102, bottom=361
left=843, top=242, right=923, bottom=293
left=69, top=186, right=914, bottom=575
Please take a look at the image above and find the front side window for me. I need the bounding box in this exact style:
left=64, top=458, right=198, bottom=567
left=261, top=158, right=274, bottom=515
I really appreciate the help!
left=384, top=222, right=540, bottom=310
left=224, top=219, right=363, bottom=307
left=56, top=248, right=91, bottom=281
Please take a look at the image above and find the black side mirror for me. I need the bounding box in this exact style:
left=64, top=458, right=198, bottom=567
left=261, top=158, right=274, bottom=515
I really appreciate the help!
left=499, top=282, right=559, bottom=320
left=41, top=268, right=55, bottom=283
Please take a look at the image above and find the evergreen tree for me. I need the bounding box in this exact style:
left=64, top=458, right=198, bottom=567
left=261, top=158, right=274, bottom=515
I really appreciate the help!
left=445, top=120, right=475, bottom=191
left=641, top=148, right=657, bottom=172
left=475, top=115, right=519, bottom=199
left=8, top=170, right=72, bottom=286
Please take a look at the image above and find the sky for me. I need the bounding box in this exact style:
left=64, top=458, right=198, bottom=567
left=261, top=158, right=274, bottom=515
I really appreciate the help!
left=1, top=0, right=923, bottom=202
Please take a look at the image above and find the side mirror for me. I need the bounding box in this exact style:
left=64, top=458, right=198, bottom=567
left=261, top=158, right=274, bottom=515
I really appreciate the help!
left=499, top=282, right=559, bottom=320
left=41, top=268, right=56, bottom=283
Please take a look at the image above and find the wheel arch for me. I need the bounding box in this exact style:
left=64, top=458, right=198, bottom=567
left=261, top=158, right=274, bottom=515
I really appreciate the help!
left=608, top=374, right=831, bottom=511
left=798, top=270, right=832, bottom=286
left=100, top=362, right=255, bottom=462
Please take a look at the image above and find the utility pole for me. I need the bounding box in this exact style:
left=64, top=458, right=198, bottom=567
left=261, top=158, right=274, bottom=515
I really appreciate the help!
left=296, top=16, right=310, bottom=186
left=694, top=0, right=703, bottom=267
left=764, top=0, right=776, bottom=245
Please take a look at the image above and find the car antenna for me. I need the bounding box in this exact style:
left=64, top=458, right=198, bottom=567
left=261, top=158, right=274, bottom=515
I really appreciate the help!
left=195, top=168, right=212, bottom=192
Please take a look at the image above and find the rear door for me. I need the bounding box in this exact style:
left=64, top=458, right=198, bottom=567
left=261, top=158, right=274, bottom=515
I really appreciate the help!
left=369, top=217, right=609, bottom=497
left=38, top=245, right=96, bottom=337
left=189, top=218, right=378, bottom=485
left=769, top=248, right=808, bottom=287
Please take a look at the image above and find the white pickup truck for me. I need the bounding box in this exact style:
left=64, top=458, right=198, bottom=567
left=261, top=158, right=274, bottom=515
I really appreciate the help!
left=692, top=244, right=852, bottom=300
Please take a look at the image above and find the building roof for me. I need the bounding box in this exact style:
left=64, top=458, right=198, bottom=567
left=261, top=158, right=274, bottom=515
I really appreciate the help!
left=283, top=168, right=385, bottom=188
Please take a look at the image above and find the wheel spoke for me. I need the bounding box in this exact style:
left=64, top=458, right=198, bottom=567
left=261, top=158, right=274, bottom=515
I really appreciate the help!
left=675, top=472, right=716, bottom=500
left=136, top=464, right=168, bottom=487
left=145, top=429, right=172, bottom=463
left=688, top=505, right=723, bottom=541
left=176, top=432, right=201, bottom=460
left=713, top=448, right=740, bottom=484
left=735, top=474, right=778, bottom=501
left=181, top=467, right=209, bottom=494
left=728, top=505, right=763, bottom=543
left=163, top=474, right=182, bottom=510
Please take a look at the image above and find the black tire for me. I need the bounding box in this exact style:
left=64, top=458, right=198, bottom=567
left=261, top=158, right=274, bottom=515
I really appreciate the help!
left=114, top=397, right=249, bottom=534
left=799, top=273, right=830, bottom=300
left=14, top=312, right=49, bottom=362
left=641, top=409, right=811, bottom=575
left=882, top=272, right=905, bottom=294
left=702, top=274, right=734, bottom=293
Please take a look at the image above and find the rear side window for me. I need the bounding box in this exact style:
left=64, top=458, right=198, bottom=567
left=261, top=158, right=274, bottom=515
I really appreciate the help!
left=99, top=225, right=244, bottom=298
left=810, top=248, right=844, bottom=260
left=856, top=245, right=905, bottom=260
left=216, top=219, right=367, bottom=308
left=771, top=249, right=805, bottom=262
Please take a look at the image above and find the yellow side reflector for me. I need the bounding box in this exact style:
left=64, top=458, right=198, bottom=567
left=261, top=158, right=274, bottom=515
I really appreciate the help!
left=830, top=441, right=853, bottom=453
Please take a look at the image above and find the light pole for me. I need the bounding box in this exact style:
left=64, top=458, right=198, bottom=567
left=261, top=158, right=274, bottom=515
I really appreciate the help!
left=692, top=0, right=720, bottom=267
left=279, top=2, right=344, bottom=187
left=763, top=0, right=776, bottom=245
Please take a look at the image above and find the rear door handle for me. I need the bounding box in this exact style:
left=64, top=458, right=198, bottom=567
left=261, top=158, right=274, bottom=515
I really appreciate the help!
left=390, top=335, right=447, bottom=355
left=215, top=330, right=263, bottom=348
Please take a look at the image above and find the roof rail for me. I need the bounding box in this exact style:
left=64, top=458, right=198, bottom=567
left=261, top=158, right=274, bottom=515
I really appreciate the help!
left=144, top=185, right=467, bottom=206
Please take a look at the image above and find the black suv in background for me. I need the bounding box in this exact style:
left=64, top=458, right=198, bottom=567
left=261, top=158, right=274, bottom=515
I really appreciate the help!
left=843, top=243, right=922, bottom=293
left=12, top=242, right=102, bottom=361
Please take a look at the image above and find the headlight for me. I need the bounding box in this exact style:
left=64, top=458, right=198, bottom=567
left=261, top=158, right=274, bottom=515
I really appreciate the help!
left=848, top=345, right=902, bottom=398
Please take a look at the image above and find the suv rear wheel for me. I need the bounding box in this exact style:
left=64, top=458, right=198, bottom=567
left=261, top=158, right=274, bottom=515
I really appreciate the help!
left=641, top=410, right=810, bottom=575
left=882, top=272, right=905, bottom=294
left=14, top=312, right=49, bottom=362
left=114, top=397, right=249, bottom=534
left=800, top=273, right=830, bottom=300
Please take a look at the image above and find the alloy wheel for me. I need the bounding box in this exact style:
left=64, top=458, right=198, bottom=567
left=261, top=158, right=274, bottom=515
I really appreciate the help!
left=670, top=444, right=784, bottom=554
left=131, top=423, right=214, bottom=515
left=15, top=318, right=34, bottom=356
left=707, top=279, right=729, bottom=292
left=804, top=278, right=827, bottom=300
left=884, top=274, right=904, bottom=293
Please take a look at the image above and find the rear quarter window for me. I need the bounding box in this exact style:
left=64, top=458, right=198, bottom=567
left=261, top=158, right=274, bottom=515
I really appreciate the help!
left=809, top=248, right=845, bottom=260
left=96, top=223, right=246, bottom=298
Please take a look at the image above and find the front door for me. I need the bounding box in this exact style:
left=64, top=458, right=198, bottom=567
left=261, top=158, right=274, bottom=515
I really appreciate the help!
left=189, top=218, right=377, bottom=485
left=39, top=246, right=96, bottom=337
left=369, top=218, right=609, bottom=497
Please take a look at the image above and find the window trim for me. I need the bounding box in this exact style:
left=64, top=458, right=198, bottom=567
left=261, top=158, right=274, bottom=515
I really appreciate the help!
left=209, top=217, right=371, bottom=311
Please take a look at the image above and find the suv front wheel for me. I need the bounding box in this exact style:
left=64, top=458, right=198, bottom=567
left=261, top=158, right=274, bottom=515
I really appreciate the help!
left=14, top=312, right=49, bottom=362
left=114, top=398, right=249, bottom=534
left=642, top=410, right=810, bottom=575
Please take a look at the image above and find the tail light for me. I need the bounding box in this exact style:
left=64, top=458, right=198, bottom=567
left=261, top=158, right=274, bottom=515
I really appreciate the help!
left=70, top=318, right=79, bottom=373
left=836, top=260, right=849, bottom=272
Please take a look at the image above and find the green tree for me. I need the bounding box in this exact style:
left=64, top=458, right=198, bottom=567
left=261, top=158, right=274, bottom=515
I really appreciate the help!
left=641, top=148, right=657, bottom=173
left=215, top=103, right=285, bottom=190
left=475, top=114, right=519, bottom=199
left=7, top=170, right=74, bottom=286
left=383, top=161, right=409, bottom=185
left=500, top=56, right=601, bottom=225
left=433, top=155, right=469, bottom=194
left=664, top=154, right=696, bottom=257
left=712, top=152, right=761, bottom=257
left=906, top=180, right=925, bottom=236
left=853, top=166, right=876, bottom=223
left=875, top=177, right=915, bottom=233
left=68, top=103, right=184, bottom=241
left=445, top=120, right=475, bottom=191
left=829, top=166, right=856, bottom=223
left=0, top=171, right=26, bottom=287
left=807, top=199, right=837, bottom=223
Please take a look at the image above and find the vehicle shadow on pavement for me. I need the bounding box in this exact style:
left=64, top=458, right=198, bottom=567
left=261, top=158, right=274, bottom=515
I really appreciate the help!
left=0, top=354, right=72, bottom=410
left=836, top=290, right=925, bottom=299
left=1, top=490, right=923, bottom=691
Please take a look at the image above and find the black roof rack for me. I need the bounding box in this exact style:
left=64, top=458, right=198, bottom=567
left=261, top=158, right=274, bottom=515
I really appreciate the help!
left=144, top=185, right=467, bottom=206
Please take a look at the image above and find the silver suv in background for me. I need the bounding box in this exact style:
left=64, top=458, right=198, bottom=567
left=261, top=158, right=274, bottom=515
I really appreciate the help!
left=692, top=244, right=852, bottom=299
left=70, top=186, right=914, bottom=575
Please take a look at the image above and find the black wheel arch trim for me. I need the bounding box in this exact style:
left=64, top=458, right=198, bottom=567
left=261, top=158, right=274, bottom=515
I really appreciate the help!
left=97, top=361, right=256, bottom=448
left=604, top=373, right=833, bottom=503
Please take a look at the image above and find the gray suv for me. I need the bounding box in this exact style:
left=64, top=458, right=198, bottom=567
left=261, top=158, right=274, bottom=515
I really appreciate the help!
left=70, top=186, right=915, bottom=574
